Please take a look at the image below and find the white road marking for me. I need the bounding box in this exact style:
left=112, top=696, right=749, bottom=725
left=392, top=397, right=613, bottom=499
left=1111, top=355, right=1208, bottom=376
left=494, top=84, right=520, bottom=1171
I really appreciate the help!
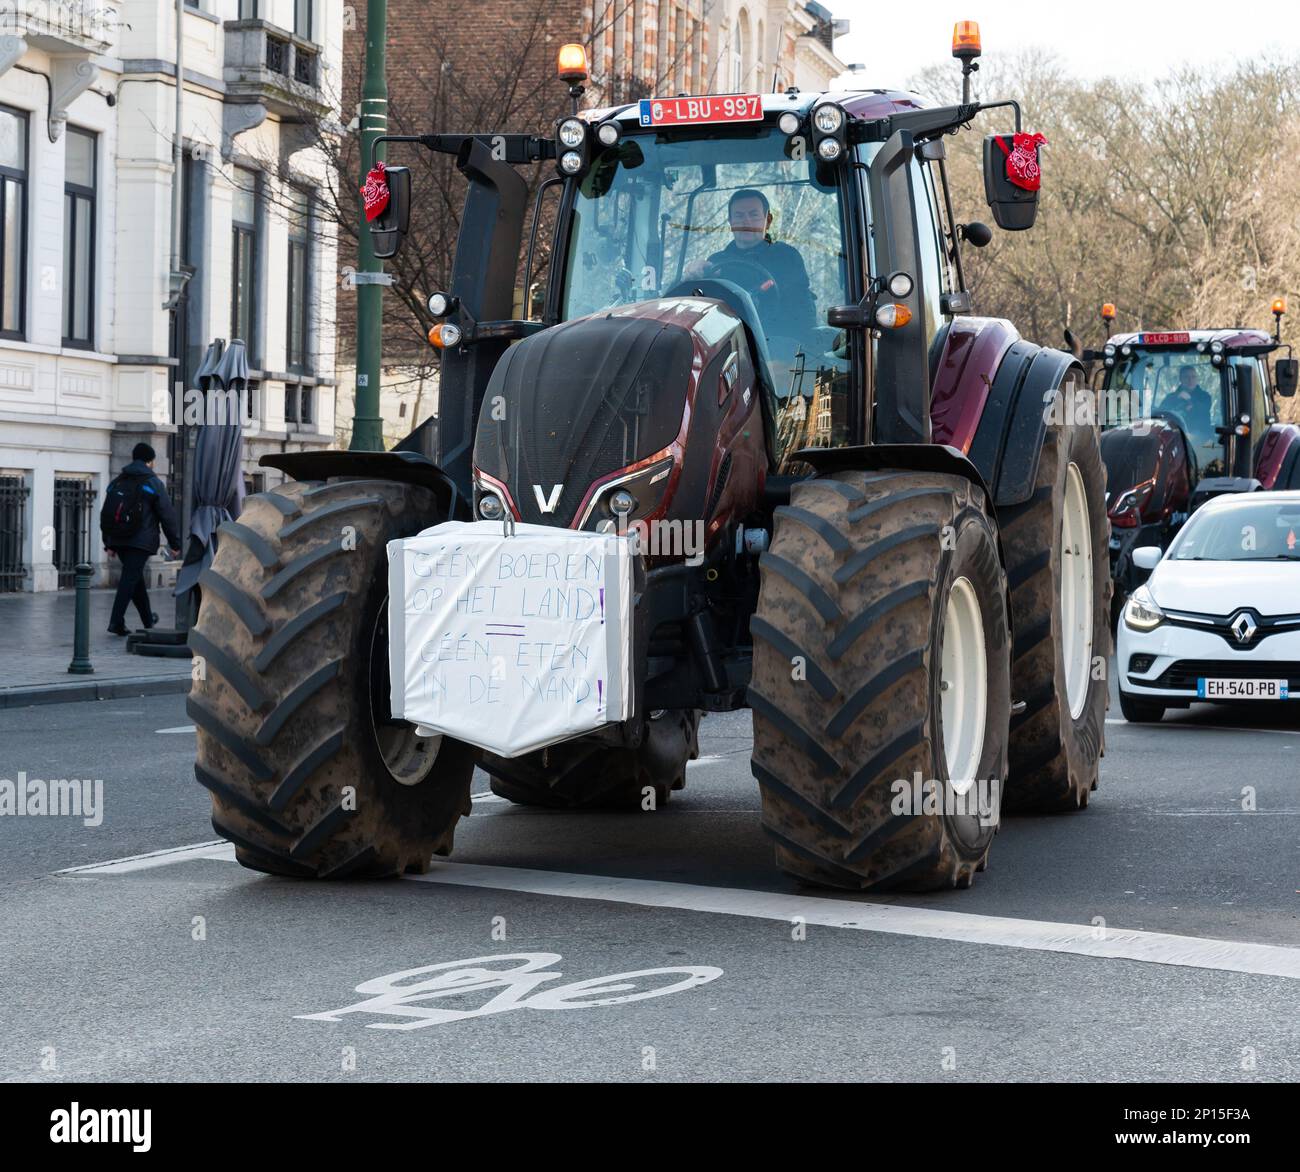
left=410, top=864, right=1300, bottom=981
left=471, top=792, right=508, bottom=804
left=57, top=840, right=234, bottom=875
left=686, top=755, right=730, bottom=769
left=61, top=843, right=1300, bottom=980
left=155, top=725, right=196, bottom=735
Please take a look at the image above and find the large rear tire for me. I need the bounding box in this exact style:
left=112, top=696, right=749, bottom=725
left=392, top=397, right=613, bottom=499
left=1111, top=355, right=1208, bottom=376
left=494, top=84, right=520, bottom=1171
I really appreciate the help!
left=750, top=470, right=1011, bottom=891
left=190, top=478, right=475, bottom=878
left=999, top=379, right=1111, bottom=812
left=482, top=709, right=700, bottom=809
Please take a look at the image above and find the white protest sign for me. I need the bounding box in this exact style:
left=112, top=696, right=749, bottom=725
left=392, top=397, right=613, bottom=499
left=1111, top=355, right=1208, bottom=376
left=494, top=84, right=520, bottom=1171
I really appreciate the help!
left=387, top=521, right=634, bottom=758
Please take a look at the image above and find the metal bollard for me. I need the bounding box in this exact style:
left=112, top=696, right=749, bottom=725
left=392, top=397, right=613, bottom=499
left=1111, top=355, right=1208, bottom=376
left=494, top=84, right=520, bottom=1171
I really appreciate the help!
left=67, top=562, right=94, bottom=675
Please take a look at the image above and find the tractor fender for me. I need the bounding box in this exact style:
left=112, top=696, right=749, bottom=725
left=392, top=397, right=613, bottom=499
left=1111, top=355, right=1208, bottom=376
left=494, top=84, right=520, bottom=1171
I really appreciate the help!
left=1255, top=422, right=1300, bottom=489
left=967, top=342, right=1083, bottom=508
left=259, top=449, right=470, bottom=520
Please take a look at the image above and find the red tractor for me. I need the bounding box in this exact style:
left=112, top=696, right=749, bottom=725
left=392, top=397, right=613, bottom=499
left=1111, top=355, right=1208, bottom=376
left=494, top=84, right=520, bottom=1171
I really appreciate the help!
left=1077, top=302, right=1300, bottom=618
left=190, top=25, right=1109, bottom=890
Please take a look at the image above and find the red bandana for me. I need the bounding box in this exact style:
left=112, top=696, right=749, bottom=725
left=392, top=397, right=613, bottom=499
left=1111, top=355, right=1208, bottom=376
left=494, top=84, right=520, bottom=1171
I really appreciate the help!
left=361, top=161, right=390, bottom=221
left=995, top=132, right=1048, bottom=192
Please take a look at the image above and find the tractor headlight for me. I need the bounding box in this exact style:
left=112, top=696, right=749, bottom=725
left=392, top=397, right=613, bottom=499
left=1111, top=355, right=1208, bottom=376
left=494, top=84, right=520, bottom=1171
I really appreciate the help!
left=816, top=137, right=842, bottom=161
left=1211, top=340, right=1225, bottom=354
left=813, top=104, right=844, bottom=134
left=778, top=112, right=801, bottom=136
left=596, top=121, right=620, bottom=146
left=558, top=118, right=586, bottom=148
left=477, top=492, right=504, bottom=521
left=427, top=290, right=452, bottom=318
left=1124, top=586, right=1165, bottom=632
left=609, top=489, right=636, bottom=516
left=559, top=150, right=584, bottom=174
left=1104, top=344, right=1116, bottom=357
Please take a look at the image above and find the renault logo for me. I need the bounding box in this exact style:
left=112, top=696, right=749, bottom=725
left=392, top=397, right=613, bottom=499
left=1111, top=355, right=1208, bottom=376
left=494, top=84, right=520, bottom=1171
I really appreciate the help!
left=1230, top=612, right=1258, bottom=645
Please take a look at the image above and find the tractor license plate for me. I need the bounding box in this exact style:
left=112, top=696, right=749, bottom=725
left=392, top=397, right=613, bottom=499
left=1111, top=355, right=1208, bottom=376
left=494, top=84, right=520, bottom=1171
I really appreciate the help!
left=1138, top=332, right=1191, bottom=345
left=1197, top=677, right=1289, bottom=699
left=638, top=94, right=762, bottom=127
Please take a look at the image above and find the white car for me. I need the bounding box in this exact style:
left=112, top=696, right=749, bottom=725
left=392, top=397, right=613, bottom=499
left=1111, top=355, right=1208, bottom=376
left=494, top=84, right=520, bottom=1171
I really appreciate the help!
left=1116, top=491, right=1300, bottom=722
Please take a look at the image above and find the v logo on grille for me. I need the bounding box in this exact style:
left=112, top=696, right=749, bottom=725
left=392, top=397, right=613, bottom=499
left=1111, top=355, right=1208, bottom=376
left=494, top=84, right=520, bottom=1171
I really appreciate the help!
left=532, top=484, right=564, bottom=514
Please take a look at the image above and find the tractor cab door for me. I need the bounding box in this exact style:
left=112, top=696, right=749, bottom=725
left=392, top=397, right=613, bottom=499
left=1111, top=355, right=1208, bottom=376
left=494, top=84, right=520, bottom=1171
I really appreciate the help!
left=1227, top=355, right=1273, bottom=476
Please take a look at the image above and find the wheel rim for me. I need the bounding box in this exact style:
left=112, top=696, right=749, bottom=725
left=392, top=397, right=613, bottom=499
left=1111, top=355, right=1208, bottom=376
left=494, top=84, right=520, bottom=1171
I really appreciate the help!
left=1061, top=462, right=1095, bottom=720
left=940, top=576, right=987, bottom=796
left=369, top=597, right=443, bottom=786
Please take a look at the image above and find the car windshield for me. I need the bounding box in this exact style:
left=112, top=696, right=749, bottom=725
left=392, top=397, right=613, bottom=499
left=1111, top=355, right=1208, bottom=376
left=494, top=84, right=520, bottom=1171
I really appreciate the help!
left=560, top=124, right=854, bottom=450
left=1171, top=501, right=1300, bottom=561
left=1105, top=350, right=1226, bottom=474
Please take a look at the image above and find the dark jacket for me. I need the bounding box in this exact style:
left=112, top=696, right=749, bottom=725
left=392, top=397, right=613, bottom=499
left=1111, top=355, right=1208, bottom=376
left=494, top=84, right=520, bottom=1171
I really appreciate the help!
left=103, top=460, right=183, bottom=554
left=706, top=239, right=817, bottom=337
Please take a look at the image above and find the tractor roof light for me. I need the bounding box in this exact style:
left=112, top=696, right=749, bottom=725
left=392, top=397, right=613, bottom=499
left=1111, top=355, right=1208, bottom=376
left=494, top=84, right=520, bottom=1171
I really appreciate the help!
left=778, top=112, right=801, bottom=136
left=816, top=137, right=843, bottom=161
left=558, top=118, right=586, bottom=148
left=559, top=150, right=585, bottom=175
left=875, top=303, right=912, bottom=329
left=1121, top=345, right=1133, bottom=356
left=1104, top=343, right=1116, bottom=356
left=952, top=20, right=982, bottom=60
left=428, top=321, right=462, bottom=349
left=1211, top=340, right=1225, bottom=354
left=557, top=43, right=589, bottom=84
left=1212, top=353, right=1224, bottom=366
left=1273, top=296, right=1288, bottom=316
left=596, top=121, right=620, bottom=146
left=1196, top=341, right=1208, bottom=352
left=813, top=103, right=845, bottom=134
left=1104, top=357, right=1115, bottom=368
left=1101, top=302, right=1116, bottom=321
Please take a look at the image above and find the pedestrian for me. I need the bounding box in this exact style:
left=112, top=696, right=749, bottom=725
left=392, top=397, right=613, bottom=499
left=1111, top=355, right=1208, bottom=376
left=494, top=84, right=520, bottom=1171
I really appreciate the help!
left=99, top=442, right=182, bottom=636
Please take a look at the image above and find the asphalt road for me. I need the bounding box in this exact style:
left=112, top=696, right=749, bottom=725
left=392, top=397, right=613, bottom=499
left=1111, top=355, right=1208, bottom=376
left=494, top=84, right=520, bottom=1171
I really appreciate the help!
left=2, top=681, right=1299, bottom=1082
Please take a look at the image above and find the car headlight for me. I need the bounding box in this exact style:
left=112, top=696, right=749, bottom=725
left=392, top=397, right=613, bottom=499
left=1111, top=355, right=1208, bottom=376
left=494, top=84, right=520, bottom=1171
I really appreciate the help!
left=1124, top=586, right=1165, bottom=632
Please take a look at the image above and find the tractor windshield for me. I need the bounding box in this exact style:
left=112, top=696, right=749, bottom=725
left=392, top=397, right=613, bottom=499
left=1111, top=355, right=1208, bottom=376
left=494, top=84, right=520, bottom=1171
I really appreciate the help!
left=560, top=125, right=854, bottom=450
left=1104, top=350, right=1226, bottom=476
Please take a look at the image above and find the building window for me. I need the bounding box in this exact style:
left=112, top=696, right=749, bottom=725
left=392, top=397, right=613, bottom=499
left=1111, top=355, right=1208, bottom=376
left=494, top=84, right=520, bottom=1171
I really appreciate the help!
left=286, top=187, right=310, bottom=373
left=0, top=105, right=27, bottom=339
left=238, top=0, right=257, bottom=17
left=244, top=381, right=259, bottom=425
left=0, top=470, right=30, bottom=592
left=53, top=476, right=96, bottom=589
left=231, top=167, right=258, bottom=351
left=295, top=0, right=312, bottom=40
left=284, top=385, right=313, bottom=426
left=62, top=128, right=97, bottom=349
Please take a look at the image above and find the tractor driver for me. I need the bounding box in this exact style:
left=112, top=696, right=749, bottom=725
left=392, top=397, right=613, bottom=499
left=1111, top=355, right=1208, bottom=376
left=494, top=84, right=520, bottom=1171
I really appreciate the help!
left=690, top=189, right=818, bottom=341
left=1155, top=363, right=1218, bottom=449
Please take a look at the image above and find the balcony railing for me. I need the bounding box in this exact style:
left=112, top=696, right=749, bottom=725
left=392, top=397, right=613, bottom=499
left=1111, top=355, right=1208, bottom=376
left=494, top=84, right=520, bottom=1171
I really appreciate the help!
left=2, top=0, right=120, bottom=54
left=224, top=19, right=327, bottom=117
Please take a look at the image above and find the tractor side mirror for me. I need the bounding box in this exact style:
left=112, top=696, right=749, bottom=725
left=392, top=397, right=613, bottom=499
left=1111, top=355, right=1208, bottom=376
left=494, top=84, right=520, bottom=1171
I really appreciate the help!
left=1275, top=358, right=1298, bottom=397
left=371, top=166, right=411, bottom=259
left=982, top=135, right=1039, bottom=231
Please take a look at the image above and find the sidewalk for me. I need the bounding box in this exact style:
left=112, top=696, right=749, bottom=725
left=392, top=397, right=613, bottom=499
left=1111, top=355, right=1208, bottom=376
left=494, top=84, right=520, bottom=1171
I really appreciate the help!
left=0, top=586, right=193, bottom=708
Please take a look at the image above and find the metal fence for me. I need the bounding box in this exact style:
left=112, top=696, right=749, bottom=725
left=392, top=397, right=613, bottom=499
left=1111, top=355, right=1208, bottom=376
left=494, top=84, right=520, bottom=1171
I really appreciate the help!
left=0, top=473, right=30, bottom=592
left=53, top=477, right=97, bottom=589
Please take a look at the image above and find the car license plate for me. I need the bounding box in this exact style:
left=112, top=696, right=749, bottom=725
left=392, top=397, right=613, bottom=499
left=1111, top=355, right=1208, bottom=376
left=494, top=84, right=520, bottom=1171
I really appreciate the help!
left=1138, top=331, right=1191, bottom=345
left=1197, top=677, right=1289, bottom=699
left=638, top=94, right=762, bottom=127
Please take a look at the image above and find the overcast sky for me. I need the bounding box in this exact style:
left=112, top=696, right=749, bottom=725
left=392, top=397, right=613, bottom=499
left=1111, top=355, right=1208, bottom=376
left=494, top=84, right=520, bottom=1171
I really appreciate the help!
left=830, top=1, right=1300, bottom=90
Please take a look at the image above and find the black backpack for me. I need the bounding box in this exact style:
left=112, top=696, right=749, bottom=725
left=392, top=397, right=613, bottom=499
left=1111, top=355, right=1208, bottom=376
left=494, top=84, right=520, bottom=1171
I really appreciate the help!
left=101, top=476, right=149, bottom=542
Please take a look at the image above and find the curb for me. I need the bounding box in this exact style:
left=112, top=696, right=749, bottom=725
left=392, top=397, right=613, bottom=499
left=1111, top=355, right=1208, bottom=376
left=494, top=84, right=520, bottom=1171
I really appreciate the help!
left=0, top=675, right=192, bottom=710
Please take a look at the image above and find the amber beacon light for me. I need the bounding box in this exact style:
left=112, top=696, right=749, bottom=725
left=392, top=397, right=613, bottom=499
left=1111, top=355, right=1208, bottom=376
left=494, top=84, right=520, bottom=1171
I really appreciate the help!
left=952, top=21, right=982, bottom=59
left=557, top=43, right=589, bottom=83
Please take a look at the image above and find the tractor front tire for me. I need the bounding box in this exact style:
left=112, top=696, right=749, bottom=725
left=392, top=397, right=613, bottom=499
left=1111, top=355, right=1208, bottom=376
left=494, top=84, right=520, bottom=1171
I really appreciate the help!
left=999, top=379, right=1111, bottom=812
left=482, top=709, right=700, bottom=809
left=750, top=470, right=1011, bottom=891
left=190, top=478, right=475, bottom=878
